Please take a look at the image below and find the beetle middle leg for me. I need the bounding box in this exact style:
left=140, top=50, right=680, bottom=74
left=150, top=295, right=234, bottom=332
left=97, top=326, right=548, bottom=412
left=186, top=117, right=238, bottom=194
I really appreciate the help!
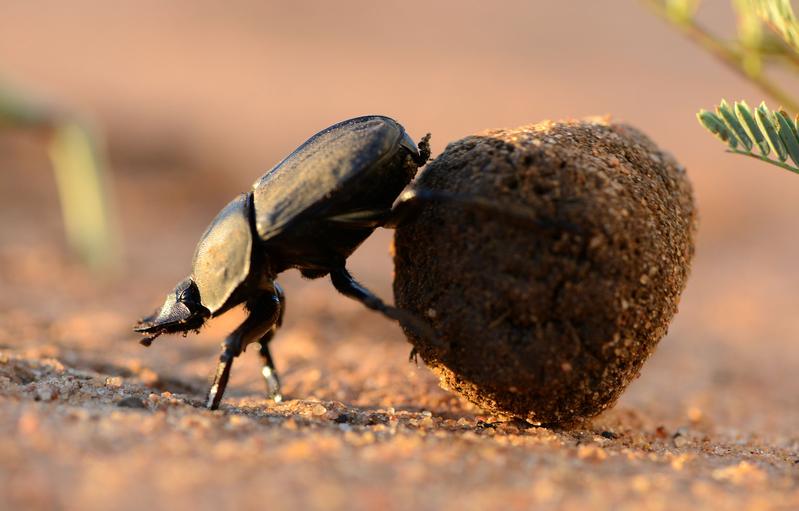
left=258, top=340, right=281, bottom=403
left=206, top=291, right=281, bottom=410
left=257, top=283, right=285, bottom=403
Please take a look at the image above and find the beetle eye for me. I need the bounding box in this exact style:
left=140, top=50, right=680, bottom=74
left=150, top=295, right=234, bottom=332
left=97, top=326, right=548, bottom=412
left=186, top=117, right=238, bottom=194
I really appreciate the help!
left=177, top=288, right=192, bottom=303
left=177, top=281, right=200, bottom=305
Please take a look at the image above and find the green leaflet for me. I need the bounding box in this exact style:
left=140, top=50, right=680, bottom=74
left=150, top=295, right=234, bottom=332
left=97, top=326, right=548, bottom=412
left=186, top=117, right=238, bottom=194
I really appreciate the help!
left=735, top=101, right=769, bottom=156
left=718, top=99, right=753, bottom=150
left=755, top=103, right=787, bottom=161
left=775, top=111, right=799, bottom=166
left=779, top=109, right=799, bottom=139
left=697, top=110, right=738, bottom=148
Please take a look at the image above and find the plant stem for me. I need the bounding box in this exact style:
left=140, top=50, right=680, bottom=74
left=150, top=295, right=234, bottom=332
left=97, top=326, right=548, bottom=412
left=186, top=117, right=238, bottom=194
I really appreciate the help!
left=644, top=0, right=799, bottom=113
left=727, top=148, right=799, bottom=174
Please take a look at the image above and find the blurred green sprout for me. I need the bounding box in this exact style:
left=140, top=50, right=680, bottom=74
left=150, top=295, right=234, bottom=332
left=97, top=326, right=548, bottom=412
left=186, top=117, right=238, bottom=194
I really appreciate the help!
left=0, top=82, right=119, bottom=271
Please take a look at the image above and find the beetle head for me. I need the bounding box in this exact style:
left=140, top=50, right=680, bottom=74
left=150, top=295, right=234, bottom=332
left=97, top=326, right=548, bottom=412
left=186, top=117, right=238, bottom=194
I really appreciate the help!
left=134, top=277, right=210, bottom=346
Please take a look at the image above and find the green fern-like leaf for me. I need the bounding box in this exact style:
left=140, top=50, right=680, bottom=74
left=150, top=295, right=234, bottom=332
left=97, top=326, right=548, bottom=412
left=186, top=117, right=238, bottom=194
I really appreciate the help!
left=697, top=99, right=799, bottom=175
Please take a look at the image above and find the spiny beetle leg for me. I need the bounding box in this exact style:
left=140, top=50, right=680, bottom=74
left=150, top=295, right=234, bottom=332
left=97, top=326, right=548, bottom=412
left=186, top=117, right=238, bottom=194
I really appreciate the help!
left=409, top=346, right=419, bottom=364
left=385, top=188, right=583, bottom=234
left=329, top=267, right=444, bottom=353
left=258, top=338, right=282, bottom=403
left=257, top=281, right=285, bottom=402
left=414, top=133, right=432, bottom=167
left=206, top=342, right=237, bottom=410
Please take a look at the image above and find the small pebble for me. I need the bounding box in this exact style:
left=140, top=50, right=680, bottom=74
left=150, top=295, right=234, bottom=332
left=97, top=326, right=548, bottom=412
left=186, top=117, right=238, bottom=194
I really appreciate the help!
left=672, top=428, right=690, bottom=448
left=35, top=384, right=57, bottom=402
left=334, top=413, right=352, bottom=424
left=117, top=396, right=148, bottom=409
left=711, top=461, right=767, bottom=485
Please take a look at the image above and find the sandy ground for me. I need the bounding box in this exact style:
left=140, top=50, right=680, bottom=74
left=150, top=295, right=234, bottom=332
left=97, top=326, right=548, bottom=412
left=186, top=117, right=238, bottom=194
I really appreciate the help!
left=2, top=2, right=799, bottom=509
left=0, top=156, right=796, bottom=511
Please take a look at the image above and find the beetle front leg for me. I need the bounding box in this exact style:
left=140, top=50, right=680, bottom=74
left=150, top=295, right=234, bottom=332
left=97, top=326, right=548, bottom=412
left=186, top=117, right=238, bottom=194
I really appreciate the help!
left=206, top=340, right=239, bottom=410
left=205, top=292, right=281, bottom=410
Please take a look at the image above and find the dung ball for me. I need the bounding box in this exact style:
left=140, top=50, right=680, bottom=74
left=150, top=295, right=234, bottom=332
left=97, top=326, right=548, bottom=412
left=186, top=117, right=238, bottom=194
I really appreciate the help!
left=393, top=118, right=696, bottom=425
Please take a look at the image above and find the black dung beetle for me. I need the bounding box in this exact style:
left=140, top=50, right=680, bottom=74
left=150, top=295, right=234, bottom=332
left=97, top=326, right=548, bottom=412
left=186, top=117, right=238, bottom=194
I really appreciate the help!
left=135, top=115, right=437, bottom=409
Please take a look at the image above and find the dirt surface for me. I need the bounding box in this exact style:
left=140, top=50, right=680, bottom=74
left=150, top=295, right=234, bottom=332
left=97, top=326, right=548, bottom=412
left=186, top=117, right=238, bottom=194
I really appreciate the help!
left=1, top=2, right=799, bottom=510
left=0, top=142, right=797, bottom=511
left=394, top=119, right=696, bottom=424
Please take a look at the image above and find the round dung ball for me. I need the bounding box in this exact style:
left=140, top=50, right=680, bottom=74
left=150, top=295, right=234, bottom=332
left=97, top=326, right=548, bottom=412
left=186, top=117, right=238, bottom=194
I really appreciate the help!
left=393, top=118, right=696, bottom=425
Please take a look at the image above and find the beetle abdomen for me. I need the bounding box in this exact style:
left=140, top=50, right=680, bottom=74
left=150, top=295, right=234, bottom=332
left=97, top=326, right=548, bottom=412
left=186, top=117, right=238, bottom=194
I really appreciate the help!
left=253, top=116, right=413, bottom=241
left=252, top=116, right=421, bottom=275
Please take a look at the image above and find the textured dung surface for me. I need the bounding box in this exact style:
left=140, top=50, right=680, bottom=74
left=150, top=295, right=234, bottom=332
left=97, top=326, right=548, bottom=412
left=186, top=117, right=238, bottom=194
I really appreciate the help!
left=393, top=119, right=697, bottom=425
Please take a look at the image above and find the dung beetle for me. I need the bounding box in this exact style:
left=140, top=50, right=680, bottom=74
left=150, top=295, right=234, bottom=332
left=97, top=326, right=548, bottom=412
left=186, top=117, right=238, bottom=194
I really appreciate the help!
left=135, top=116, right=439, bottom=409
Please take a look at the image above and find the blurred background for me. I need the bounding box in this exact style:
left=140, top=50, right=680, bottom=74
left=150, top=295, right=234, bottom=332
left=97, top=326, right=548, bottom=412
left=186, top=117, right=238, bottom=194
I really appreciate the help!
left=1, top=1, right=798, bottom=507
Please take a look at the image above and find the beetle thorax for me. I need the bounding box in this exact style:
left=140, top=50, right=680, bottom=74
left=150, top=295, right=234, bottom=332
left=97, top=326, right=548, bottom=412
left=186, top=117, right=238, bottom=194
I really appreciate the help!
left=191, top=193, right=255, bottom=314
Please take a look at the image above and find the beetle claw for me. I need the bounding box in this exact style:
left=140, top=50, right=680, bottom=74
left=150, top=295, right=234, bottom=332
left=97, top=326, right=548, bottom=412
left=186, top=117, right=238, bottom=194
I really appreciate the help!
left=415, top=133, right=432, bottom=167
left=409, top=347, right=419, bottom=365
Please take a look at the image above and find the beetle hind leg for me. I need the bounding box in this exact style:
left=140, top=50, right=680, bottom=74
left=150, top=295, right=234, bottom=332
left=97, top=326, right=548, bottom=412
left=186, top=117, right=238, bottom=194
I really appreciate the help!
left=329, top=267, right=442, bottom=352
left=257, top=283, right=285, bottom=403
left=258, top=340, right=282, bottom=403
